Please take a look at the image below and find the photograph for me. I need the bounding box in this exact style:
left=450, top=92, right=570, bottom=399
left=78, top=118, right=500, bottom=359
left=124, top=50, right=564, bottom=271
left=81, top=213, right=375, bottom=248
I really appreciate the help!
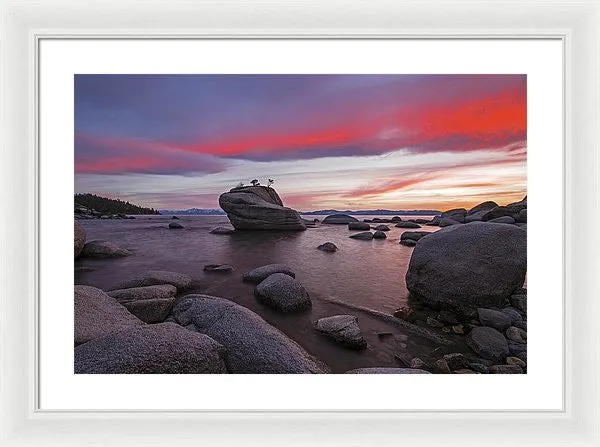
left=73, top=73, right=527, bottom=375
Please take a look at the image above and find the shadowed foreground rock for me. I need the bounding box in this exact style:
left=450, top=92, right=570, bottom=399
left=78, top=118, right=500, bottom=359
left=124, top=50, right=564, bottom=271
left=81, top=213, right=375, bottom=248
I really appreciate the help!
left=314, top=315, right=367, bottom=350
left=108, top=284, right=177, bottom=302
left=406, top=222, right=526, bottom=315
left=74, top=285, right=144, bottom=346
left=219, top=185, right=306, bottom=230
left=171, top=295, right=328, bottom=373
left=81, top=240, right=132, bottom=258
left=74, top=221, right=86, bottom=258
left=110, top=270, right=192, bottom=291
left=345, top=368, right=431, bottom=374
left=466, top=326, right=510, bottom=362
left=242, top=264, right=295, bottom=284
left=254, top=273, right=312, bottom=312
left=74, top=323, right=228, bottom=374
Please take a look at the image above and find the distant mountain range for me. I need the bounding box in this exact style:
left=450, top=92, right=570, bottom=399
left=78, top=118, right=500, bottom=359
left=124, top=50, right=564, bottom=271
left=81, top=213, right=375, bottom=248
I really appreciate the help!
left=159, top=208, right=440, bottom=216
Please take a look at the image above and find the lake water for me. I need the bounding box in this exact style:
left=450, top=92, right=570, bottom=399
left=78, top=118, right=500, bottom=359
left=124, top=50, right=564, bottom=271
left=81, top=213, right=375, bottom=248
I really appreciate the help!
left=75, top=215, right=467, bottom=373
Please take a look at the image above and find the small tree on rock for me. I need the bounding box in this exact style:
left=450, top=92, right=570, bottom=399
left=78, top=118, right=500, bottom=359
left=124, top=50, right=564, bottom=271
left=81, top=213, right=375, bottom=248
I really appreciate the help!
left=250, top=179, right=260, bottom=186
left=267, top=179, right=274, bottom=188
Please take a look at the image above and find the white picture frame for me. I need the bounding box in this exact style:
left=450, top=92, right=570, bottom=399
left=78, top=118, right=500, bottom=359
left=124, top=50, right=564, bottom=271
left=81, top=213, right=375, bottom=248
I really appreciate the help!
left=1, top=0, right=598, bottom=445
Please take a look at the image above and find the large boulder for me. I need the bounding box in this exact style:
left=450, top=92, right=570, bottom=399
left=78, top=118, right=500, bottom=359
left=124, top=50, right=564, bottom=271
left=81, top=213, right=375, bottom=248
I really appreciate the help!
left=441, top=208, right=467, bottom=223
left=439, top=217, right=462, bottom=227
left=74, top=221, right=86, bottom=259
left=406, top=222, right=527, bottom=315
left=218, top=185, right=306, bottom=230
left=348, top=222, right=371, bottom=231
left=110, top=270, right=192, bottom=291
left=467, top=201, right=499, bottom=215
left=254, top=273, right=312, bottom=312
left=74, top=323, right=228, bottom=374
left=170, top=295, right=328, bottom=373
left=81, top=240, right=132, bottom=258
left=242, top=264, right=295, bottom=284
left=314, top=315, right=367, bottom=350
left=74, top=285, right=144, bottom=346
left=322, top=214, right=358, bottom=224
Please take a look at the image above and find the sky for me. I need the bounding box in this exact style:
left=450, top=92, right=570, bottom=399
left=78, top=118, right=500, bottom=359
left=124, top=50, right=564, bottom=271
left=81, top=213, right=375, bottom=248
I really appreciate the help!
left=74, top=74, right=526, bottom=211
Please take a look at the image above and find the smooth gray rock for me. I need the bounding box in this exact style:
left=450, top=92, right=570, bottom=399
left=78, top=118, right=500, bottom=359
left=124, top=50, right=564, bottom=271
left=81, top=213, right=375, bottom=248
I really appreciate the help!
left=439, top=217, right=461, bottom=227
left=170, top=294, right=327, bottom=373
left=74, top=323, right=228, bottom=374
left=108, top=284, right=177, bottom=303
left=317, top=242, right=338, bottom=252
left=489, top=216, right=516, bottom=224
left=74, top=221, right=86, bottom=259
left=203, top=264, right=234, bottom=273
left=81, top=240, right=132, bottom=258
left=373, top=225, right=390, bottom=231
left=395, top=221, right=421, bottom=228
left=400, top=239, right=417, bottom=246
left=322, top=214, right=359, bottom=224
left=254, top=273, right=311, bottom=312
left=110, top=270, right=192, bottom=291
left=74, top=285, right=144, bottom=346
left=219, top=186, right=306, bottom=231
left=466, top=326, right=510, bottom=362
left=345, top=368, right=431, bottom=374
left=500, top=307, right=523, bottom=324
left=400, top=231, right=432, bottom=241
left=210, top=227, right=235, bottom=235
left=314, top=315, right=367, bottom=350
left=477, top=308, right=513, bottom=331
left=506, top=326, right=527, bottom=343
left=406, top=222, right=527, bottom=314
left=373, top=230, right=387, bottom=239
left=349, top=231, right=374, bottom=240
left=467, top=201, right=499, bottom=215
left=242, top=264, right=295, bottom=284
left=168, top=221, right=184, bottom=229
left=348, top=221, right=371, bottom=231
left=464, top=211, right=488, bottom=222
left=122, top=298, right=175, bottom=323
left=441, top=208, right=467, bottom=223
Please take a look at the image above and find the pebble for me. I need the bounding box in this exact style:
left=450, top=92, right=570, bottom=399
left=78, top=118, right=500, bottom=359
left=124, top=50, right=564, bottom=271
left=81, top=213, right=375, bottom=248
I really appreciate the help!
left=506, top=356, right=527, bottom=368
left=506, top=326, right=527, bottom=343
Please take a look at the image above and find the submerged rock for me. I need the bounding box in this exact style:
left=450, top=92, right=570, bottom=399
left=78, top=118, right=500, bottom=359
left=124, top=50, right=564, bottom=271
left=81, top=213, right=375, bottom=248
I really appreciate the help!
left=395, top=221, right=421, bottom=228
left=314, top=315, right=367, bottom=350
left=322, top=214, right=359, bottom=224
left=74, top=221, right=86, bottom=259
left=74, top=285, right=144, bottom=346
left=400, top=231, right=430, bottom=241
left=242, top=264, right=295, bottom=284
left=345, top=368, right=431, bottom=374
left=110, top=270, right=192, bottom=291
left=81, top=240, right=132, bottom=258
left=317, top=242, right=338, bottom=252
left=373, top=230, right=387, bottom=239
left=210, top=227, right=235, bottom=235
left=170, top=295, right=327, bottom=373
left=254, top=273, right=311, bottom=312
left=349, top=231, right=374, bottom=240
left=373, top=224, right=390, bottom=231
left=168, top=221, right=184, bottom=229
left=348, top=221, right=371, bottom=231
left=75, top=323, right=228, bottom=374
left=219, top=185, right=306, bottom=230
left=203, top=264, right=234, bottom=273
left=406, top=222, right=526, bottom=315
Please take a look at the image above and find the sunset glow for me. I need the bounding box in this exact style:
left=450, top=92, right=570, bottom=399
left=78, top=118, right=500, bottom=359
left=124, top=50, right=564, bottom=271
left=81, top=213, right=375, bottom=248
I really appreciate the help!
left=75, top=74, right=526, bottom=211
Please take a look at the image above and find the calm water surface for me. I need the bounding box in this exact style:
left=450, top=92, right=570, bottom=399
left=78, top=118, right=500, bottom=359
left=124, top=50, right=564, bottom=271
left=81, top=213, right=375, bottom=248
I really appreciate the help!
left=75, top=215, right=460, bottom=372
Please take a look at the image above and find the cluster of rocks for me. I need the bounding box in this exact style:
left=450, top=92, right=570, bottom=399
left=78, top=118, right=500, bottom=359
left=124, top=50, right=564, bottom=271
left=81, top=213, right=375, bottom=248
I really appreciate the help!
left=426, top=197, right=527, bottom=229
left=74, top=221, right=132, bottom=259
left=75, top=204, right=136, bottom=220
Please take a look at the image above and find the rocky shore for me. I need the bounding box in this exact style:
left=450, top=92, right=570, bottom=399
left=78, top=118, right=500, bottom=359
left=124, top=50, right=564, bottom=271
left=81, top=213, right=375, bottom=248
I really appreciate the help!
left=74, top=194, right=527, bottom=374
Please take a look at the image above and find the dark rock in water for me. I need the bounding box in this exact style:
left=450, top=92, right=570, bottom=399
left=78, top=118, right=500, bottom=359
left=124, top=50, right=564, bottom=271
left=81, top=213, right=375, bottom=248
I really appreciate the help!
left=74, top=220, right=86, bottom=259
left=345, top=368, right=430, bottom=374
left=425, top=216, right=441, bottom=226
left=314, top=315, right=367, bottom=350
left=349, top=231, right=374, bottom=240
left=466, top=327, right=510, bottom=362
left=489, top=216, right=516, bottom=224
left=242, top=264, right=295, bottom=284
left=348, top=221, right=371, bottom=231
left=439, top=217, right=461, bottom=227
left=74, top=285, right=144, bottom=346
left=468, top=201, right=499, bottom=215
left=373, top=224, right=390, bottom=231
left=203, top=264, right=234, bottom=273
left=406, top=222, right=527, bottom=315
left=254, top=273, right=311, bottom=312
left=81, top=240, right=132, bottom=258
left=322, top=214, right=358, bottom=224
left=400, top=231, right=430, bottom=241
left=391, top=216, right=402, bottom=222
left=395, top=221, right=421, bottom=228
left=373, top=230, right=387, bottom=239
left=108, top=284, right=177, bottom=302
left=170, top=294, right=327, bottom=373
left=210, top=226, right=235, bottom=235
left=414, top=218, right=430, bottom=224
left=218, top=185, right=306, bottom=231
left=482, top=202, right=526, bottom=221
left=317, top=242, right=338, bottom=253
left=171, top=216, right=179, bottom=219
left=371, top=217, right=393, bottom=223
left=477, top=308, right=513, bottom=331
left=400, top=239, right=417, bottom=246
left=74, top=323, right=228, bottom=374
left=169, top=221, right=184, bottom=229
left=122, top=297, right=175, bottom=323
left=489, top=364, right=523, bottom=374
left=110, top=270, right=192, bottom=291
